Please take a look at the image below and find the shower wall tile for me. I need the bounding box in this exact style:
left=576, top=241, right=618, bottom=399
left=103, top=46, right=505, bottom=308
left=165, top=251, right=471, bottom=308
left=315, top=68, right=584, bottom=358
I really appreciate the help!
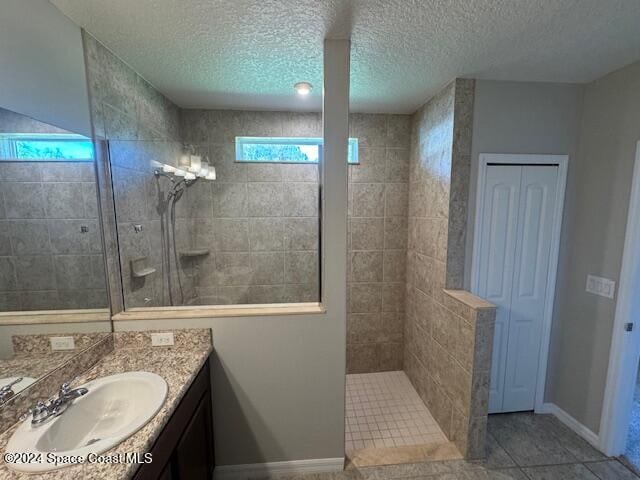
left=351, top=218, right=384, bottom=250
left=249, top=218, right=284, bottom=251
left=102, top=107, right=409, bottom=317
left=9, top=220, right=50, bottom=255
left=250, top=252, right=285, bottom=285
left=403, top=79, right=494, bottom=459
left=347, top=114, right=411, bottom=374
left=0, top=258, right=17, bottom=291
left=350, top=147, right=386, bottom=183
left=351, top=183, right=386, bottom=218
left=43, top=182, right=85, bottom=218
left=84, top=33, right=183, bottom=309
left=14, top=255, right=56, bottom=290
left=351, top=251, right=383, bottom=282
left=175, top=110, right=324, bottom=305
left=284, top=251, right=318, bottom=285
left=284, top=218, right=318, bottom=251
left=40, top=163, right=95, bottom=182
left=281, top=164, right=318, bottom=182
left=0, top=225, right=11, bottom=256
left=282, top=183, right=318, bottom=217
left=213, top=219, right=250, bottom=252
left=0, top=161, right=105, bottom=311
left=212, top=182, right=248, bottom=218
left=247, top=163, right=282, bottom=182
left=2, top=182, right=45, bottom=218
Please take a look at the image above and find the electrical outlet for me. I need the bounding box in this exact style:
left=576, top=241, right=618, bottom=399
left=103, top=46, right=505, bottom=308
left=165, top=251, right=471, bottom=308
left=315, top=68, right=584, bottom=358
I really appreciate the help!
left=151, top=332, right=174, bottom=347
left=586, top=274, right=616, bottom=299
left=50, top=336, right=75, bottom=351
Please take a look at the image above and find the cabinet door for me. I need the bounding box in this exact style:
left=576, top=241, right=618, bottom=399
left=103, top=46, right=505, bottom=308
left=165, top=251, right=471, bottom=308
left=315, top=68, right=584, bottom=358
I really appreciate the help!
left=158, top=462, right=173, bottom=480
left=175, top=395, right=213, bottom=480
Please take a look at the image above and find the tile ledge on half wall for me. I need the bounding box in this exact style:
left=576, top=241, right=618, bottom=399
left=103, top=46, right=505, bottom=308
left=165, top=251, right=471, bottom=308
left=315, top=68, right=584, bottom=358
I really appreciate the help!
left=443, top=289, right=495, bottom=310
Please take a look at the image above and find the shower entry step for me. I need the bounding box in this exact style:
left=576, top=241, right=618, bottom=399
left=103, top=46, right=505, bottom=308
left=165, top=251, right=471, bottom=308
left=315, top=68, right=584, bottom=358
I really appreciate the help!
left=345, top=371, right=461, bottom=467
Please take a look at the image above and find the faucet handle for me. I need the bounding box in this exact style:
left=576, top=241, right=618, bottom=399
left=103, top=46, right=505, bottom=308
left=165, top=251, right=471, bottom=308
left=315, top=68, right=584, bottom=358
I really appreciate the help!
left=59, top=382, right=71, bottom=396
left=21, top=401, right=48, bottom=423
left=1, top=377, right=23, bottom=391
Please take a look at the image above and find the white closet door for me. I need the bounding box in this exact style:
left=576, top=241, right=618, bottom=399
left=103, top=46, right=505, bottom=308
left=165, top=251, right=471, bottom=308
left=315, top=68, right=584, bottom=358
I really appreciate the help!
left=501, top=165, right=558, bottom=412
left=477, top=165, right=522, bottom=414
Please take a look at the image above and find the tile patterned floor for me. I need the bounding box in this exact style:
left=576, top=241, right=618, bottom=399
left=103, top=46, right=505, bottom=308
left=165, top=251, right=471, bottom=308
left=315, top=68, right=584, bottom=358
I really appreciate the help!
left=269, top=412, right=640, bottom=480
left=345, top=371, right=448, bottom=453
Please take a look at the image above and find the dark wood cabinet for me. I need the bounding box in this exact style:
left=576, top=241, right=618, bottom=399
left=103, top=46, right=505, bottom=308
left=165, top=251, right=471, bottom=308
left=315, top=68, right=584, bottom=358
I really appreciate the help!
left=133, top=358, right=214, bottom=480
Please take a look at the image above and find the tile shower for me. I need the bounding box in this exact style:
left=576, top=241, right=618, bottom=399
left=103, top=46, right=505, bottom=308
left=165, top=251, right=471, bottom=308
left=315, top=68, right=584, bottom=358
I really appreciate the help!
left=85, top=32, right=495, bottom=464
left=0, top=108, right=106, bottom=311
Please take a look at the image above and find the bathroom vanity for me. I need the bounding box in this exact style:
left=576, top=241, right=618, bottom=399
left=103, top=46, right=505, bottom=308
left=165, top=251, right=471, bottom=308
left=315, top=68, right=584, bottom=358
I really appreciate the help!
left=133, top=360, right=214, bottom=480
left=0, top=329, right=213, bottom=480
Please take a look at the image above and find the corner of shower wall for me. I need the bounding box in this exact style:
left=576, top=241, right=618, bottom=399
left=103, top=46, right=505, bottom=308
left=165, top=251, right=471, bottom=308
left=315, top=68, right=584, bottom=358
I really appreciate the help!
left=404, top=78, right=495, bottom=459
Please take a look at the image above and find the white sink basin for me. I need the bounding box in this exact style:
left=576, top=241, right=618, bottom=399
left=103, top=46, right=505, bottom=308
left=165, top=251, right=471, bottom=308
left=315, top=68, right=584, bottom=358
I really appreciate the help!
left=0, top=377, right=36, bottom=396
left=5, top=371, right=167, bottom=473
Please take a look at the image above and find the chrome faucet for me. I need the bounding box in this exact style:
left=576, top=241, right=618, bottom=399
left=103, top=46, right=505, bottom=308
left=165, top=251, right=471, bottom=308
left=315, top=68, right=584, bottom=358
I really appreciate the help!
left=0, top=377, right=23, bottom=404
left=24, top=382, right=88, bottom=426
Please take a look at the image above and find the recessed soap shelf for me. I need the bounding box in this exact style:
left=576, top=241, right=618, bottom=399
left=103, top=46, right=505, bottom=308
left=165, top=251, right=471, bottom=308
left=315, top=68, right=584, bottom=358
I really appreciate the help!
left=180, top=249, right=210, bottom=258
left=130, top=257, right=156, bottom=278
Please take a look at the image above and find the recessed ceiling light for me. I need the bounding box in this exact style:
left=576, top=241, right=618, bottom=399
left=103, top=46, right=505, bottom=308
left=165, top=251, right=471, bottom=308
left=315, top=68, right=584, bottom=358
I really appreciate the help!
left=294, top=82, right=313, bottom=96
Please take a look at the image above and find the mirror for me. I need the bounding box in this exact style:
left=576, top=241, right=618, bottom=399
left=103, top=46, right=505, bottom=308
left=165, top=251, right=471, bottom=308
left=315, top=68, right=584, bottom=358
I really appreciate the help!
left=0, top=107, right=108, bottom=313
left=0, top=0, right=112, bottom=420
left=82, top=32, right=323, bottom=310
left=0, top=107, right=111, bottom=407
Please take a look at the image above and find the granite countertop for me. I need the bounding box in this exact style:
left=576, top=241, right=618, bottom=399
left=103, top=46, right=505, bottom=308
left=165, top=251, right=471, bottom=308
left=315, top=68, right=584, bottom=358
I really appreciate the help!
left=0, top=353, right=77, bottom=382
left=0, top=330, right=212, bottom=480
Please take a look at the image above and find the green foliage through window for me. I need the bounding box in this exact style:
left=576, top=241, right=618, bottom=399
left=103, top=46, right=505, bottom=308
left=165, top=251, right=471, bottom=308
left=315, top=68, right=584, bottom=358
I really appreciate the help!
left=0, top=134, right=93, bottom=161
left=236, top=137, right=358, bottom=164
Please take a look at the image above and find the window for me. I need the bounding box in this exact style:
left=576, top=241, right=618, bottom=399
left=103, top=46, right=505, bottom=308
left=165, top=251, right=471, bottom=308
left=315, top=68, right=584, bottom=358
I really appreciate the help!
left=0, top=133, right=94, bottom=161
left=235, top=137, right=359, bottom=164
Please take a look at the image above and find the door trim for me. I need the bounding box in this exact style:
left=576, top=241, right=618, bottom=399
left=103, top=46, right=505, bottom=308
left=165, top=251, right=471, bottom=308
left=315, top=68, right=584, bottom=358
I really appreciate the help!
left=471, top=153, right=568, bottom=413
left=599, top=141, right=640, bottom=456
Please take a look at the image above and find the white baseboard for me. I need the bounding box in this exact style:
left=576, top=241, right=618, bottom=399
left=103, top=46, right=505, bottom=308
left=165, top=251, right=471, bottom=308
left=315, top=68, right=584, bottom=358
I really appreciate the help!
left=213, top=457, right=344, bottom=480
left=537, top=402, right=600, bottom=448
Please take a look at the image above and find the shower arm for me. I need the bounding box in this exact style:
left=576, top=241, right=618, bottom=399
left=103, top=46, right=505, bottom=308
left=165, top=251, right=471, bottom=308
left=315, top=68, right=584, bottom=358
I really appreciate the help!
left=154, top=170, right=199, bottom=198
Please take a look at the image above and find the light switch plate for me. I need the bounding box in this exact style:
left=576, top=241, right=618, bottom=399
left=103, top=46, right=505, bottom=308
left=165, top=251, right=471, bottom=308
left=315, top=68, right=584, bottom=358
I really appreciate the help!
left=50, top=336, right=75, bottom=351
left=151, top=332, right=174, bottom=347
left=586, top=274, right=616, bottom=299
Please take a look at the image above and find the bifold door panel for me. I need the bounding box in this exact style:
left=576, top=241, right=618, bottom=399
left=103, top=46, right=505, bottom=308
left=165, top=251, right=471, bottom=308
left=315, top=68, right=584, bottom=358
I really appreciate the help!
left=478, top=165, right=558, bottom=413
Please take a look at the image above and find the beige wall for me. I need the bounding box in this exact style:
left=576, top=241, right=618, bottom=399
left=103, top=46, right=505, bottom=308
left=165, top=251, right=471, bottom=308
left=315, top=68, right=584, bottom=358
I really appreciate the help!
left=547, top=61, right=640, bottom=432
left=464, top=80, right=584, bottom=291
left=466, top=69, right=640, bottom=433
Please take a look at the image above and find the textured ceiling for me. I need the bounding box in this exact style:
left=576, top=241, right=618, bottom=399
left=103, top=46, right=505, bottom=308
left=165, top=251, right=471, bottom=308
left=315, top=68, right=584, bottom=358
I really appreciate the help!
left=51, top=0, right=640, bottom=113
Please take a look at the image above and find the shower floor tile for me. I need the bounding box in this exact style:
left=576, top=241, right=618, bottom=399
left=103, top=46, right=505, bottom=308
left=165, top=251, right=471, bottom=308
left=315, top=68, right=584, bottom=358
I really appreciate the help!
left=345, top=370, right=452, bottom=463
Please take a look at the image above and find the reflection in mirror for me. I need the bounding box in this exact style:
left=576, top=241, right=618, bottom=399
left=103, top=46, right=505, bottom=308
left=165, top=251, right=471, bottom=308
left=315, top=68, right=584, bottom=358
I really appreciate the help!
left=0, top=0, right=113, bottom=431
left=84, top=33, right=322, bottom=309
left=0, top=108, right=108, bottom=312
left=0, top=108, right=112, bottom=416
left=0, top=332, right=109, bottom=405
